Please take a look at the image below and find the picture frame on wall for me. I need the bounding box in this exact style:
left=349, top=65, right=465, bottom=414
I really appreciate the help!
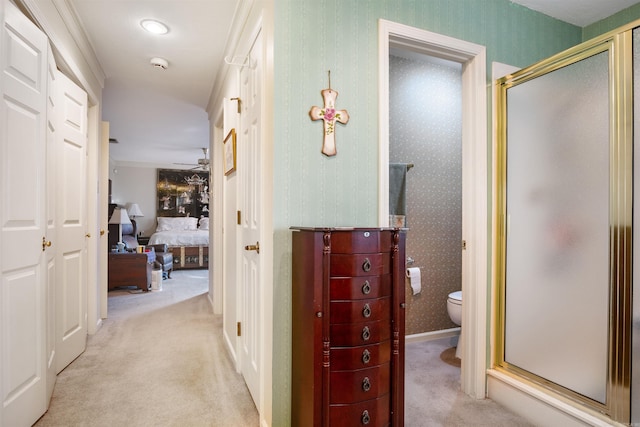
left=156, top=169, right=209, bottom=218
left=223, top=128, right=237, bottom=176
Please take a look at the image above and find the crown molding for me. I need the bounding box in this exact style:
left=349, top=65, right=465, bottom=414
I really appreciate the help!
left=17, top=0, right=105, bottom=101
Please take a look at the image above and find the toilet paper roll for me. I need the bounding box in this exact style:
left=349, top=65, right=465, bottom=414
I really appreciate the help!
left=406, top=267, right=421, bottom=295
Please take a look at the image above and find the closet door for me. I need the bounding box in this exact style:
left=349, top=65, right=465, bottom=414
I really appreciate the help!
left=0, top=1, right=49, bottom=425
left=55, top=70, right=88, bottom=373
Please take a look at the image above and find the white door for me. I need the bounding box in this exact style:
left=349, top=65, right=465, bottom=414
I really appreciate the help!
left=0, top=1, right=49, bottom=425
left=239, top=29, right=263, bottom=407
left=45, top=43, right=59, bottom=403
left=55, top=70, right=88, bottom=372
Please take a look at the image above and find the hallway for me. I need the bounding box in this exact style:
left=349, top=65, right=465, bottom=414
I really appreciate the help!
left=34, top=270, right=258, bottom=427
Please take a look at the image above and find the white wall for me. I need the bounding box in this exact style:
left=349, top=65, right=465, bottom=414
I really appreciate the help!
left=110, top=166, right=157, bottom=237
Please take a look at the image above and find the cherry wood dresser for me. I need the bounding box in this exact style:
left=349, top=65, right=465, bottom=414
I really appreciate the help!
left=291, top=227, right=406, bottom=427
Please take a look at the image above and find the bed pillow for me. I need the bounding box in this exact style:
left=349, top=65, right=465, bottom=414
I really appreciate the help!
left=156, top=217, right=198, bottom=232
left=199, top=218, right=209, bottom=230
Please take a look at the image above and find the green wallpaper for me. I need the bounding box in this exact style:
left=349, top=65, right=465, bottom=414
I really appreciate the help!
left=272, top=1, right=586, bottom=424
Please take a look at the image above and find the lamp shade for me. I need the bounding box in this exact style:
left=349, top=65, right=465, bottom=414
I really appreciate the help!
left=127, top=203, right=144, bottom=218
left=108, top=207, right=132, bottom=225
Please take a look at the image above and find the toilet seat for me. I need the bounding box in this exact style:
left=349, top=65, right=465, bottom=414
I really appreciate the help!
left=448, top=291, right=462, bottom=305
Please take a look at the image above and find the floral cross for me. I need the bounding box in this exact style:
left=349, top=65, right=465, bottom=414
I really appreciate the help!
left=309, top=89, right=349, bottom=156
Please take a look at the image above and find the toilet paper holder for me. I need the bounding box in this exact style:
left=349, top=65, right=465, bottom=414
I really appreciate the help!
left=406, top=257, right=423, bottom=269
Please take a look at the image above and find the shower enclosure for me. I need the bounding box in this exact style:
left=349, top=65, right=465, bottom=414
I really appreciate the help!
left=495, top=23, right=640, bottom=424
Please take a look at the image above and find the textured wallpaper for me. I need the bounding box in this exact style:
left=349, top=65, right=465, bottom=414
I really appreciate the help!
left=390, top=53, right=462, bottom=335
left=272, top=1, right=584, bottom=424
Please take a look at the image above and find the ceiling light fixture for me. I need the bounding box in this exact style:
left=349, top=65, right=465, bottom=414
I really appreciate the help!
left=140, top=19, right=169, bottom=35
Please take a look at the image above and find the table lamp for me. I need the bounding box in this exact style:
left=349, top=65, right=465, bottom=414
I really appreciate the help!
left=127, top=203, right=144, bottom=219
left=108, top=207, right=132, bottom=245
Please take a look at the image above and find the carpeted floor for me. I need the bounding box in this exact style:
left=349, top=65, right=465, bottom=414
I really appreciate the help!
left=34, top=270, right=532, bottom=427
left=405, top=337, right=534, bottom=426
left=34, top=269, right=259, bottom=427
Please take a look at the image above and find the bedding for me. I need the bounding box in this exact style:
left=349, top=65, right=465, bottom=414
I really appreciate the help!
left=148, top=217, right=210, bottom=246
left=147, top=230, right=209, bottom=246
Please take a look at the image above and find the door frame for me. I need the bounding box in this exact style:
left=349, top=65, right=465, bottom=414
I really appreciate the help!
left=211, top=4, right=274, bottom=424
left=378, top=19, right=488, bottom=399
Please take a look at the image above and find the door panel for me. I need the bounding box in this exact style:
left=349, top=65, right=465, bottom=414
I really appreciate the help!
left=45, top=42, right=58, bottom=403
left=55, top=71, right=88, bottom=373
left=1, top=1, right=49, bottom=425
left=240, top=29, right=262, bottom=407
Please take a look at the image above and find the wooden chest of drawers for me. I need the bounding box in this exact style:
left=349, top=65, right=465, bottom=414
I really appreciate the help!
left=291, top=227, right=406, bottom=427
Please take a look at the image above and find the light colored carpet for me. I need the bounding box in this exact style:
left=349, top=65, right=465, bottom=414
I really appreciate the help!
left=35, top=269, right=258, bottom=427
left=405, top=337, right=535, bottom=427
left=35, top=270, right=531, bottom=427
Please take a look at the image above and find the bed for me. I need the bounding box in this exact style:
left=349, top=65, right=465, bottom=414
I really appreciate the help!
left=148, top=217, right=209, bottom=269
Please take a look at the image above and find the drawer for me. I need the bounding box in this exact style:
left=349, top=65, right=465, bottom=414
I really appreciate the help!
left=330, top=275, right=391, bottom=300
left=330, top=363, right=390, bottom=404
left=331, top=297, right=390, bottom=324
left=330, top=394, right=390, bottom=427
left=331, top=253, right=390, bottom=277
left=330, top=230, right=393, bottom=254
left=331, top=340, right=391, bottom=371
left=331, top=320, right=391, bottom=347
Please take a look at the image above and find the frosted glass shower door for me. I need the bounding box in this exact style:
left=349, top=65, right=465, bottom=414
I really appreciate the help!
left=504, top=51, right=610, bottom=403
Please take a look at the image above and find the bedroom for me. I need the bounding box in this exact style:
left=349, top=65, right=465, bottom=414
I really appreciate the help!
left=109, top=166, right=210, bottom=270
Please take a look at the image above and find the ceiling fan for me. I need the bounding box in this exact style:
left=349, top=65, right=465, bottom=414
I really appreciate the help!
left=174, top=147, right=210, bottom=171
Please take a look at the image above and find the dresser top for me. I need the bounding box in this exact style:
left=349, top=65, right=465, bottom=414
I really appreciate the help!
left=290, top=227, right=405, bottom=232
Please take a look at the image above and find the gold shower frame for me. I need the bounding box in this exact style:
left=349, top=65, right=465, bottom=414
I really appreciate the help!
left=494, top=23, right=636, bottom=423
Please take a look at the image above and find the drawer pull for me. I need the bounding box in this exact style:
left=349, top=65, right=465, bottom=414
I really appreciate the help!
left=362, top=376, right=371, bottom=392
left=361, top=326, right=371, bottom=341
left=362, top=258, right=371, bottom=272
left=361, top=410, right=370, bottom=425
left=362, top=349, right=371, bottom=364
left=362, top=303, right=372, bottom=318
left=361, top=280, right=371, bottom=295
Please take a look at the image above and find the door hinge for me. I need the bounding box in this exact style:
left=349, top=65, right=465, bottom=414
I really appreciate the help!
left=231, top=97, right=242, bottom=114
left=462, top=240, right=467, bottom=250
left=237, top=322, right=242, bottom=336
left=237, top=210, right=241, bottom=225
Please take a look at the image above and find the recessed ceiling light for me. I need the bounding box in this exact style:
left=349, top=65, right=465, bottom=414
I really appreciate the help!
left=140, top=19, right=169, bottom=35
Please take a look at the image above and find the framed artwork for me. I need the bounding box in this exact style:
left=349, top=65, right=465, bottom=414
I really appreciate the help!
left=224, top=128, right=237, bottom=176
left=156, top=169, right=209, bottom=218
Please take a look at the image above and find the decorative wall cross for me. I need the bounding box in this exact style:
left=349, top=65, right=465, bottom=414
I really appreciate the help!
left=309, top=72, right=349, bottom=156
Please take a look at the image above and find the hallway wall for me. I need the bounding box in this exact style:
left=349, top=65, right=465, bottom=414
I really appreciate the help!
left=272, top=1, right=586, bottom=424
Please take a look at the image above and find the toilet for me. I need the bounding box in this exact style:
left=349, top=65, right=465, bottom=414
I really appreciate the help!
left=447, top=291, right=462, bottom=359
left=447, top=291, right=462, bottom=326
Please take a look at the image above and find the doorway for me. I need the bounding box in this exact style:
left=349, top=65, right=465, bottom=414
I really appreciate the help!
left=389, top=50, right=463, bottom=338
left=378, top=19, right=487, bottom=398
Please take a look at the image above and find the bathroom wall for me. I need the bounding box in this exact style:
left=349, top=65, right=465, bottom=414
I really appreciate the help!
left=389, top=52, right=462, bottom=335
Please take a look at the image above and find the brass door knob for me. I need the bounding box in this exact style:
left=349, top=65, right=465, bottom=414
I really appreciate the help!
left=42, top=237, right=52, bottom=251
left=244, top=241, right=260, bottom=254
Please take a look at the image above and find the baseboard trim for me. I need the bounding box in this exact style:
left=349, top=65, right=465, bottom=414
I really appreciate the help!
left=406, top=327, right=461, bottom=344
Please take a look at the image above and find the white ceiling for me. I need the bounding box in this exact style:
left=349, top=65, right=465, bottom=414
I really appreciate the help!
left=70, top=0, right=239, bottom=168
left=511, top=0, right=640, bottom=27
left=68, top=0, right=640, bottom=169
